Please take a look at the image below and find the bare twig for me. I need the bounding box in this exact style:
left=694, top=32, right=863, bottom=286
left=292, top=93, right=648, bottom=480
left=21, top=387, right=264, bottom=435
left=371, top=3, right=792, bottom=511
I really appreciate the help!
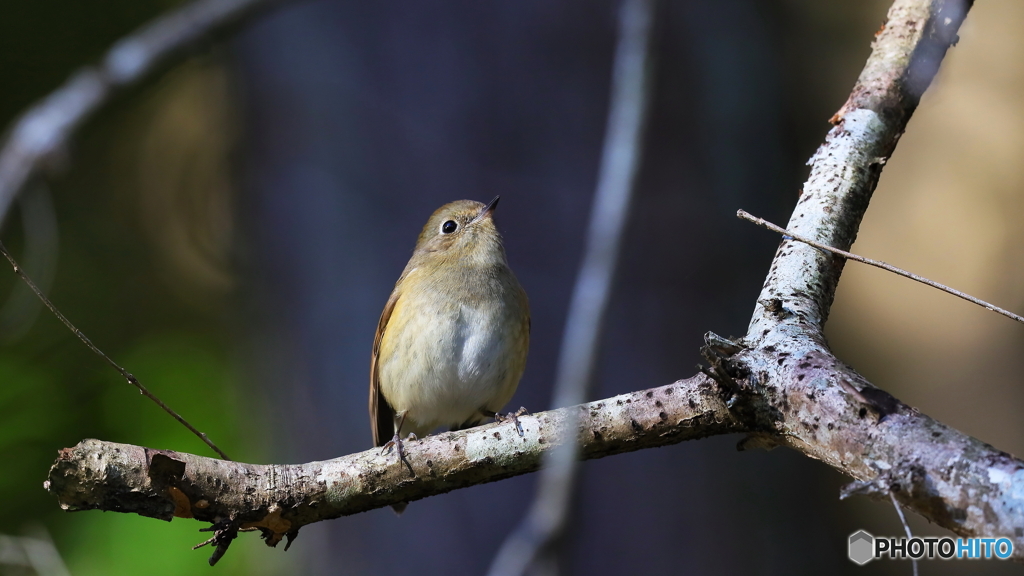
left=0, top=239, right=231, bottom=460
left=0, top=0, right=286, bottom=227
left=737, top=209, right=1024, bottom=325
left=488, top=0, right=655, bottom=574
left=890, top=491, right=918, bottom=576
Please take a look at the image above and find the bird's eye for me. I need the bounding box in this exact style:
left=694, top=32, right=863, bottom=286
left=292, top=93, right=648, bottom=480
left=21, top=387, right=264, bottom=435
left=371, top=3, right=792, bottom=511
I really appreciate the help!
left=441, top=220, right=458, bottom=234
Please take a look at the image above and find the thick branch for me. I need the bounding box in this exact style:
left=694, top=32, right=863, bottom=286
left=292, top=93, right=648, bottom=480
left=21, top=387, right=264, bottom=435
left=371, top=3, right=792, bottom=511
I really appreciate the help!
left=732, top=338, right=1024, bottom=553
left=731, top=0, right=1024, bottom=559
left=748, top=0, right=970, bottom=335
left=46, top=377, right=744, bottom=548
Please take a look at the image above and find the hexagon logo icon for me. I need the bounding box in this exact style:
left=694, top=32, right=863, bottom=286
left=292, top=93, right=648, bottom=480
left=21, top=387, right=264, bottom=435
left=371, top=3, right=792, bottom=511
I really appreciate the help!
left=848, top=530, right=874, bottom=565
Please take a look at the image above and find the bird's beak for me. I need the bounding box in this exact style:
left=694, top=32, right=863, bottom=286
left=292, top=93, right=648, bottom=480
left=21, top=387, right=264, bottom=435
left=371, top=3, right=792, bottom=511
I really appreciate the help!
left=470, top=196, right=500, bottom=225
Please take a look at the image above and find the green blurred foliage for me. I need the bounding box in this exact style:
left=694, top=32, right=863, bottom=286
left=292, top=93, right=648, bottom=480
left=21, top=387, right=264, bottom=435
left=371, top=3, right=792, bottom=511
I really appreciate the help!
left=62, top=511, right=275, bottom=576
left=0, top=357, right=71, bottom=509
left=97, top=334, right=238, bottom=454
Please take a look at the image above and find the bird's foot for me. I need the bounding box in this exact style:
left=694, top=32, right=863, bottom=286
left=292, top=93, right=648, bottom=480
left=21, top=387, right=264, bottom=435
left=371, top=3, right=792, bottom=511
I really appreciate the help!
left=381, top=433, right=417, bottom=476
left=380, top=432, right=418, bottom=455
left=493, top=406, right=529, bottom=437
left=380, top=434, right=401, bottom=457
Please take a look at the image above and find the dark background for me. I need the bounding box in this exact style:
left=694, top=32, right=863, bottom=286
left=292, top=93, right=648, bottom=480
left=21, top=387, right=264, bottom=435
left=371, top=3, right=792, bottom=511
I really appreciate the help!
left=1, top=1, right=1021, bottom=574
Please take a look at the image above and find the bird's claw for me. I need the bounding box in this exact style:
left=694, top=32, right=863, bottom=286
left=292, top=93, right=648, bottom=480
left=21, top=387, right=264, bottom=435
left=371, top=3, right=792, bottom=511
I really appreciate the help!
left=382, top=433, right=415, bottom=476
left=494, top=406, right=529, bottom=437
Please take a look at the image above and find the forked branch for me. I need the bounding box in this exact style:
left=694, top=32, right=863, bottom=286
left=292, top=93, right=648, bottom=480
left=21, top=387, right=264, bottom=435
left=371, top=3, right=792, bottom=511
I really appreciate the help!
left=39, top=0, right=1024, bottom=566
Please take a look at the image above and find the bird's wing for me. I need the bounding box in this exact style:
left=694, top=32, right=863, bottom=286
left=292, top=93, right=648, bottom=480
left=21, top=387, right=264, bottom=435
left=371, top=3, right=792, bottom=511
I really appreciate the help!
left=369, top=287, right=401, bottom=447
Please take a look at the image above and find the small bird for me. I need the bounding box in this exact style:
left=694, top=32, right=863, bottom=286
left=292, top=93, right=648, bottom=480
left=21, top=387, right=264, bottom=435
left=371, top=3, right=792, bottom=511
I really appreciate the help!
left=369, top=197, right=530, bottom=479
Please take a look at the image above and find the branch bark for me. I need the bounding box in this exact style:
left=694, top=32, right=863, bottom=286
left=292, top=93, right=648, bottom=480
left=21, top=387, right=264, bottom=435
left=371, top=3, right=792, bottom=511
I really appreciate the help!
left=46, top=377, right=745, bottom=560
left=40, top=0, right=1024, bottom=565
left=730, top=0, right=1024, bottom=555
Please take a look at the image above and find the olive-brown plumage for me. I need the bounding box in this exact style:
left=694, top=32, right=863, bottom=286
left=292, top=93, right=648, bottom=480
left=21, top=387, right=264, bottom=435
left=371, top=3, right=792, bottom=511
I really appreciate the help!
left=369, top=197, right=530, bottom=456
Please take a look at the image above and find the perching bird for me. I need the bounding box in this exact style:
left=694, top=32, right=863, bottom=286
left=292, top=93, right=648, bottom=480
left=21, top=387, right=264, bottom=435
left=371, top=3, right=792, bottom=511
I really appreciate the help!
left=369, top=197, right=530, bottom=494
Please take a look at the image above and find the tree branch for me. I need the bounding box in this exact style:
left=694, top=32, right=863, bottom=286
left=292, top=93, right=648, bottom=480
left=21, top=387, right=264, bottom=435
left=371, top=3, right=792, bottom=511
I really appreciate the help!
left=40, top=0, right=1024, bottom=565
left=46, top=376, right=746, bottom=561
left=748, top=0, right=972, bottom=335
left=729, top=0, right=1024, bottom=557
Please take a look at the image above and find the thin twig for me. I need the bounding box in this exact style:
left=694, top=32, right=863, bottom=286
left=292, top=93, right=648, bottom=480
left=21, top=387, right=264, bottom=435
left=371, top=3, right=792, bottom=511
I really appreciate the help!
left=0, top=240, right=231, bottom=460
left=488, top=0, right=655, bottom=574
left=737, top=209, right=1024, bottom=325
left=890, top=491, right=918, bottom=576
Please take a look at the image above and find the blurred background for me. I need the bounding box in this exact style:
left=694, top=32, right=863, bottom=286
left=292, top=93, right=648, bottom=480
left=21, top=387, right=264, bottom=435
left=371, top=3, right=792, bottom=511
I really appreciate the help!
left=0, top=0, right=1020, bottom=574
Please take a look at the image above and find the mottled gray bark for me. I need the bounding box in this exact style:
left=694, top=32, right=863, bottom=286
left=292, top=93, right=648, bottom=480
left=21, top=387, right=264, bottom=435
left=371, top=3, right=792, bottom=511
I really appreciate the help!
left=46, top=378, right=743, bottom=562
left=732, top=0, right=1024, bottom=556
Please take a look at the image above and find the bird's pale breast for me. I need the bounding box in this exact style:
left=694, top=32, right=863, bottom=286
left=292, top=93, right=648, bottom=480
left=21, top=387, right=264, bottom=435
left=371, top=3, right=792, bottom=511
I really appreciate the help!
left=377, top=266, right=528, bottom=437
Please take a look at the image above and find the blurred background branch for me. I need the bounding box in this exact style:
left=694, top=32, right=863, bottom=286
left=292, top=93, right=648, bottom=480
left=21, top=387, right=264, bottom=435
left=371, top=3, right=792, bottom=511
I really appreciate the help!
left=0, top=528, right=71, bottom=576
left=0, top=0, right=286, bottom=229
left=488, top=0, right=655, bottom=574
left=0, top=183, right=59, bottom=342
